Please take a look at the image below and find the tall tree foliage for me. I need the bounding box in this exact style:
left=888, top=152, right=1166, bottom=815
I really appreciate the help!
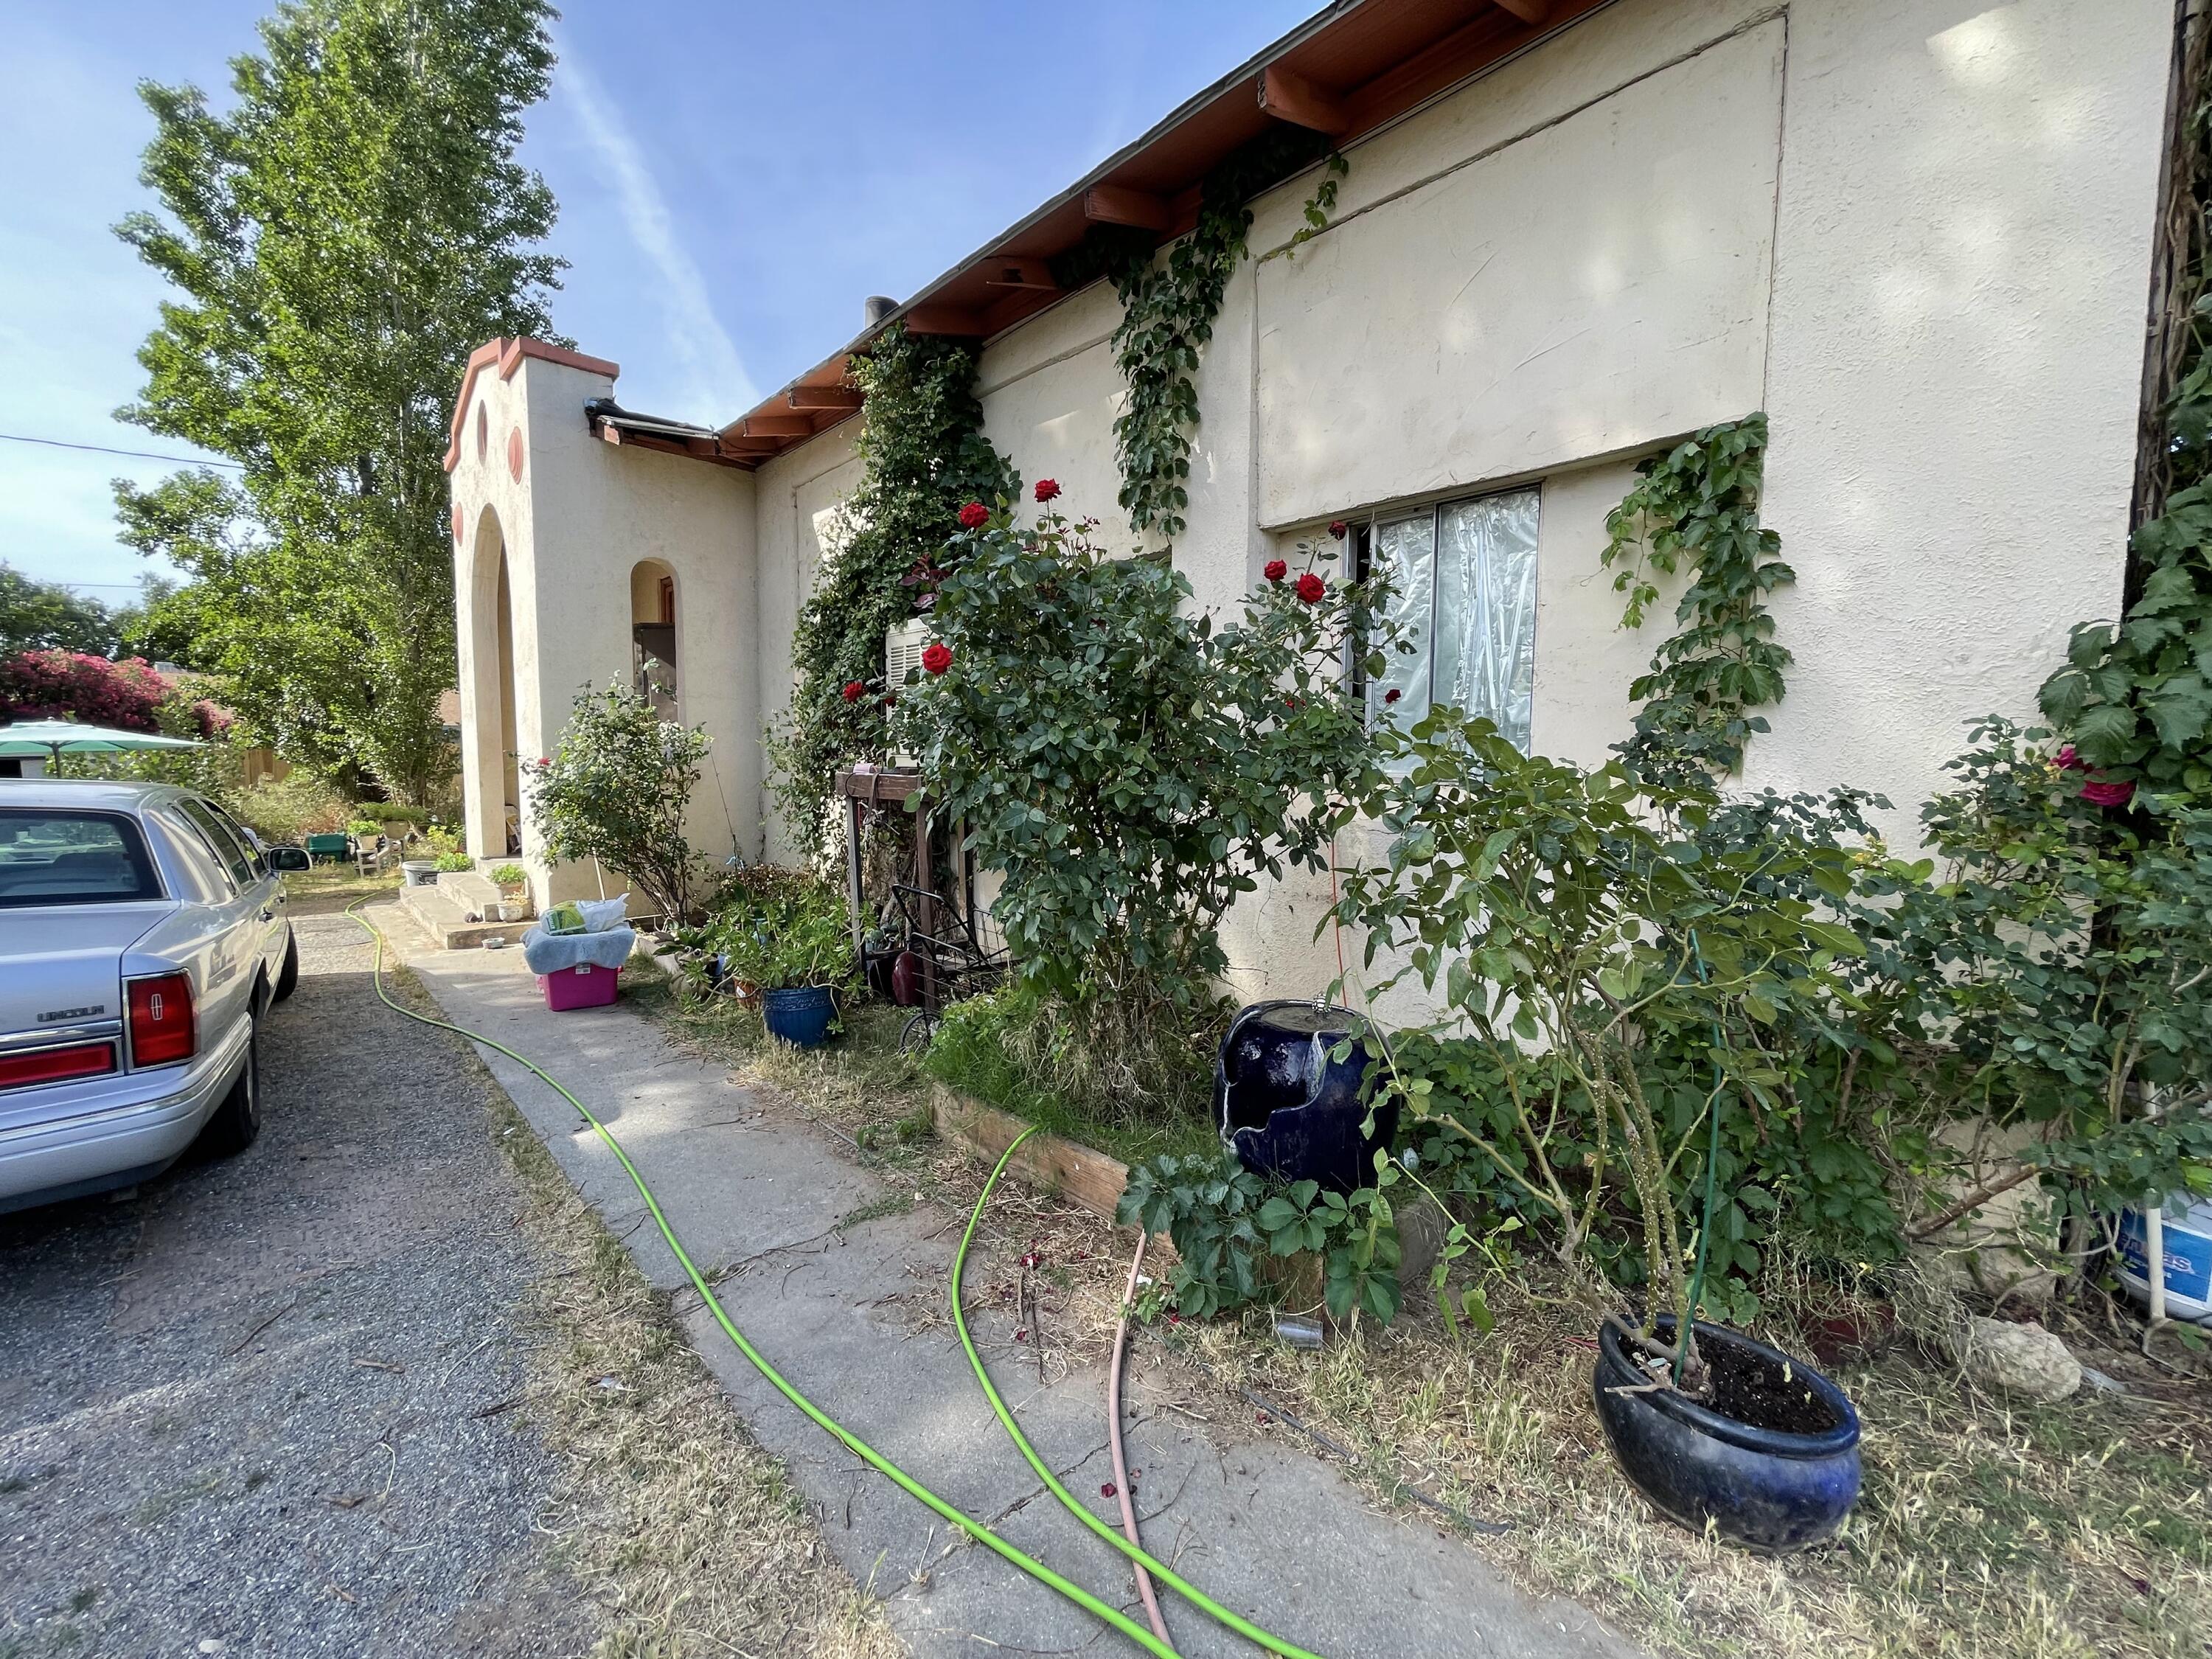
left=0, top=564, right=125, bottom=658
left=113, top=0, right=565, bottom=802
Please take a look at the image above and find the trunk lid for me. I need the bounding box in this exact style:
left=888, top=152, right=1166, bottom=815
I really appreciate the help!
left=0, top=902, right=173, bottom=1046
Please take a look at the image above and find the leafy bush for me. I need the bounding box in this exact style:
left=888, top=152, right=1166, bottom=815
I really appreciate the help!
left=1332, top=709, right=1871, bottom=1383
left=526, top=683, right=712, bottom=923
left=232, top=771, right=349, bottom=843
left=1, top=650, right=170, bottom=730
left=361, top=802, right=430, bottom=825
left=676, top=868, right=854, bottom=992
left=1116, top=1150, right=1402, bottom=1324
left=434, top=852, right=473, bottom=872
left=898, top=497, right=1397, bottom=1109
left=490, top=863, right=527, bottom=888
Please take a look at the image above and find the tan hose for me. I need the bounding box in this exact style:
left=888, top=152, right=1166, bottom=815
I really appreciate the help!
left=1111, top=1231, right=1171, bottom=1646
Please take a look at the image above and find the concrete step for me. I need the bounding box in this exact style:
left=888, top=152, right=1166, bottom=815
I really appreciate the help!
left=397, top=877, right=530, bottom=951
left=436, top=869, right=504, bottom=914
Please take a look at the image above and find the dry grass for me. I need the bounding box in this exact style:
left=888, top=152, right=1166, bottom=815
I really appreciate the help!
left=625, top=967, right=2212, bottom=1659
left=382, top=956, right=901, bottom=1659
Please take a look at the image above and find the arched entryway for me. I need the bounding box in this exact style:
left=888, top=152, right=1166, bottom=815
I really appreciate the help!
left=464, top=506, right=524, bottom=858
left=630, top=558, right=679, bottom=720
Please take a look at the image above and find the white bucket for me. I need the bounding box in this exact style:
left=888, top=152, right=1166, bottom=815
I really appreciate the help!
left=2116, top=1197, right=2212, bottom=1325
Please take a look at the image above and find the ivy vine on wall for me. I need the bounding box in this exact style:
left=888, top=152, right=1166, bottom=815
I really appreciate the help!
left=1054, top=131, right=1346, bottom=543
left=767, top=324, right=1015, bottom=858
left=1599, top=411, right=1794, bottom=776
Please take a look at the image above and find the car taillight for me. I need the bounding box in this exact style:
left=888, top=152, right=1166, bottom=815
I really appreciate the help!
left=128, top=972, right=197, bottom=1068
left=0, top=1043, right=117, bottom=1091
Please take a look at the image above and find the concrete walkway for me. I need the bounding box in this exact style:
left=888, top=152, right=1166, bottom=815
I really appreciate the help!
left=386, top=900, right=1638, bottom=1659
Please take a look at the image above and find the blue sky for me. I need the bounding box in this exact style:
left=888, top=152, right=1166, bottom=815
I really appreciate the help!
left=0, top=0, right=1316, bottom=598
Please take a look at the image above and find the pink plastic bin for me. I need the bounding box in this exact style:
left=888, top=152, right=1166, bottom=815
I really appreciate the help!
left=539, top=962, right=620, bottom=1011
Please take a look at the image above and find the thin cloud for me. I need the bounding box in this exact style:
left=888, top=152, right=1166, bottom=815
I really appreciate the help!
left=559, top=50, right=757, bottom=417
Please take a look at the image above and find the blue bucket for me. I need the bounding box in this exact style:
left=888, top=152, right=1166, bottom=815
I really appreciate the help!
left=761, top=986, right=836, bottom=1048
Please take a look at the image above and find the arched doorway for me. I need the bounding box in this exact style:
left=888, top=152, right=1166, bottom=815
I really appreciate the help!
left=630, top=558, right=678, bottom=720
left=465, top=507, right=524, bottom=858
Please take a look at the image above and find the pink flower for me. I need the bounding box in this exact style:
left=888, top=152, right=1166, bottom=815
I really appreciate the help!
left=1034, top=479, right=1060, bottom=503
left=1263, top=558, right=1287, bottom=582
left=2054, top=745, right=2085, bottom=771
left=922, top=641, right=953, bottom=675
left=2081, top=779, right=2136, bottom=808
left=1295, top=572, right=1326, bottom=604
left=958, top=501, right=990, bottom=529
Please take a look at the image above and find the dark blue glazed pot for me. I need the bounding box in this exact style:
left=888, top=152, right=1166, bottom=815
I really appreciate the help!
left=761, top=986, right=836, bottom=1048
left=1214, top=1001, right=1397, bottom=1192
left=1594, top=1315, right=1861, bottom=1554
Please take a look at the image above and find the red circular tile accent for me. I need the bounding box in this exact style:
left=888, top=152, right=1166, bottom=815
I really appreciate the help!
left=452, top=503, right=465, bottom=543
left=507, top=425, right=524, bottom=481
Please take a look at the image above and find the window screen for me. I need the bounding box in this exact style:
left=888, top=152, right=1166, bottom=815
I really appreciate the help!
left=1363, top=486, right=1539, bottom=751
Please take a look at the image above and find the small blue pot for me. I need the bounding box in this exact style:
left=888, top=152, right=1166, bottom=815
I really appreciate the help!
left=760, top=985, right=836, bottom=1048
left=1594, top=1315, right=1861, bottom=1554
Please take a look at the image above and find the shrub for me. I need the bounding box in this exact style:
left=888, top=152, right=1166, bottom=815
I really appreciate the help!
left=1, top=650, right=168, bottom=730
left=490, top=863, right=528, bottom=888
left=232, top=772, right=349, bottom=843
left=434, top=851, right=473, bottom=872
left=676, top=868, right=854, bottom=992
left=897, top=498, right=1398, bottom=1109
left=525, top=683, right=712, bottom=924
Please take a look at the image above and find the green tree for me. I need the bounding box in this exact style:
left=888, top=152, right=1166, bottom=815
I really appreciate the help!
left=0, top=563, right=122, bottom=656
left=113, top=0, right=566, bottom=803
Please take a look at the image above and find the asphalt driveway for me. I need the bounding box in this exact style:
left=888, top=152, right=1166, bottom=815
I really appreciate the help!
left=0, top=911, right=588, bottom=1659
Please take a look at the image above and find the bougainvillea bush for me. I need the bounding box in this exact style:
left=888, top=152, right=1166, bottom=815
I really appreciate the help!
left=0, top=650, right=170, bottom=731
left=895, top=492, right=1397, bottom=1111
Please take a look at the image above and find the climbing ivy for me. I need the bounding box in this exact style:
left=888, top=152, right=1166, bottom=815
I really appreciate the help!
left=1599, top=412, right=1793, bottom=777
left=767, top=325, right=1015, bottom=858
left=1055, top=131, right=1343, bottom=543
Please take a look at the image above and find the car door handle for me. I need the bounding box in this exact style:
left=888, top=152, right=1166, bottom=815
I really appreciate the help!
left=260, top=907, right=274, bottom=922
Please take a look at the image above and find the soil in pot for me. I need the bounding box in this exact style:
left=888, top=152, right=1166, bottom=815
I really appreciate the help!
left=1593, top=1315, right=1861, bottom=1555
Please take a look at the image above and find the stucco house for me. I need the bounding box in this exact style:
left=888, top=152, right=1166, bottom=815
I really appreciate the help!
left=445, top=0, right=2175, bottom=999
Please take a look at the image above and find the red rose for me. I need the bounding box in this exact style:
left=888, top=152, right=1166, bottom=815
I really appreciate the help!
left=1034, top=479, right=1060, bottom=503
left=1328, top=520, right=1348, bottom=539
left=958, top=501, right=990, bottom=529
left=2054, top=745, right=2084, bottom=771
left=922, top=641, right=953, bottom=675
left=1264, top=558, right=1287, bottom=582
left=1383, top=687, right=1402, bottom=705
left=2081, top=779, right=2136, bottom=808
left=1295, top=571, right=1325, bottom=603
left=841, top=680, right=866, bottom=703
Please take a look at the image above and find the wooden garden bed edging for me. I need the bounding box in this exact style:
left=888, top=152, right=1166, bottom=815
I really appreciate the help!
left=928, top=1082, right=1176, bottom=1262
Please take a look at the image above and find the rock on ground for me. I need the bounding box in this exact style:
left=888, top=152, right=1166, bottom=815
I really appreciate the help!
left=1963, top=1315, right=2083, bottom=1402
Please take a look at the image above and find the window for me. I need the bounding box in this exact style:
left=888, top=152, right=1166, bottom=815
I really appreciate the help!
left=1357, top=486, right=1540, bottom=751
left=176, top=798, right=254, bottom=891
left=208, top=802, right=268, bottom=879
left=0, top=810, right=161, bottom=907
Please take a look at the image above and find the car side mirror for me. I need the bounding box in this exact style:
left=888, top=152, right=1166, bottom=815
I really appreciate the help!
left=266, top=846, right=312, bottom=872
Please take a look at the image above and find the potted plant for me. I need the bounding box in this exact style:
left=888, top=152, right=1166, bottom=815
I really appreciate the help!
left=689, top=872, right=855, bottom=1047
left=1335, top=711, right=1868, bottom=1554
left=488, top=863, right=531, bottom=922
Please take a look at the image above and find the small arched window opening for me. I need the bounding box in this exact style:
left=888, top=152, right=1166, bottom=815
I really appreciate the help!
left=630, top=559, right=678, bottom=719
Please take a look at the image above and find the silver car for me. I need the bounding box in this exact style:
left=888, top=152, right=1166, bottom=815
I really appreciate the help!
left=0, top=780, right=311, bottom=1213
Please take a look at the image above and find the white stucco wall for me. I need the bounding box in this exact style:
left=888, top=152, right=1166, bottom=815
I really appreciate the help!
left=554, top=0, right=2168, bottom=990
left=449, top=352, right=759, bottom=908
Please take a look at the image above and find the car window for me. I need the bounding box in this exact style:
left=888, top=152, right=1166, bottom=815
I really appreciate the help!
left=0, top=809, right=162, bottom=908
left=148, top=806, right=230, bottom=900
left=207, top=802, right=268, bottom=879
left=177, top=798, right=254, bottom=891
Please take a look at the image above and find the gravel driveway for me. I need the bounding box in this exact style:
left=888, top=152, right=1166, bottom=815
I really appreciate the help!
left=0, top=911, right=590, bottom=1659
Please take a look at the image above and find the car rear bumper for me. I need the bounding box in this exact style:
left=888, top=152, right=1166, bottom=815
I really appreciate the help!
left=0, top=1017, right=251, bottom=1213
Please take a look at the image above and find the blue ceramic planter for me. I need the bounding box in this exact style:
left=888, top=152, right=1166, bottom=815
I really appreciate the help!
left=1594, top=1315, right=1861, bottom=1554
left=1214, top=1001, right=1397, bottom=1193
left=761, top=986, right=836, bottom=1048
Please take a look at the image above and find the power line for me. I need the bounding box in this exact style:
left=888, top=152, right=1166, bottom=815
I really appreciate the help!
left=0, top=431, right=246, bottom=470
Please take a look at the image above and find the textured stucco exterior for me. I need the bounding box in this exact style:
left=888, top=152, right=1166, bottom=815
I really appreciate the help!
left=451, top=0, right=2171, bottom=989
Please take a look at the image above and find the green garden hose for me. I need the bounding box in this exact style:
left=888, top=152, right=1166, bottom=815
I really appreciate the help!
left=954, top=1130, right=1329, bottom=1659
left=342, top=901, right=1180, bottom=1659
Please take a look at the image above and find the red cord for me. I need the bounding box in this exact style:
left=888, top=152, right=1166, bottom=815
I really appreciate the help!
left=1108, top=1233, right=1169, bottom=1645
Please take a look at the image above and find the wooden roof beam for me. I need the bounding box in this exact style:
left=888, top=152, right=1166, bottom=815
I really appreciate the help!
left=1257, top=64, right=1349, bottom=136
left=1492, top=0, right=1550, bottom=21
left=1082, top=184, right=1172, bottom=232
left=980, top=257, right=1060, bottom=292
left=901, top=305, right=987, bottom=335
left=736, top=414, right=812, bottom=438
left=787, top=384, right=862, bottom=411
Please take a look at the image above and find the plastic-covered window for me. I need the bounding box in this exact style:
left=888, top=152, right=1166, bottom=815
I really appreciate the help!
left=1360, top=486, right=1539, bottom=751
